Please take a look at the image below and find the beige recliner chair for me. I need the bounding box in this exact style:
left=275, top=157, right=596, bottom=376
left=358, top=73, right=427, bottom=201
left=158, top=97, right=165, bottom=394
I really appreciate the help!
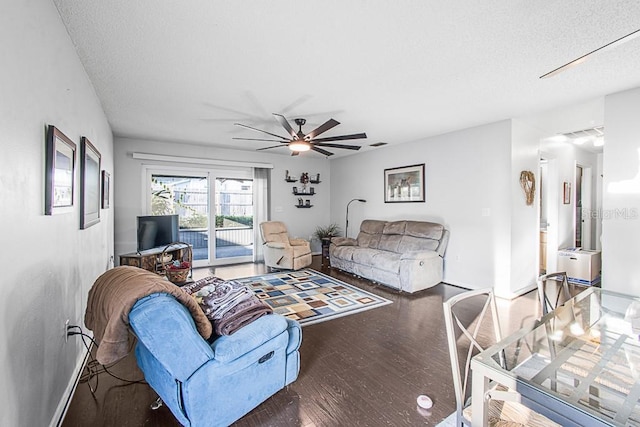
left=259, top=221, right=312, bottom=271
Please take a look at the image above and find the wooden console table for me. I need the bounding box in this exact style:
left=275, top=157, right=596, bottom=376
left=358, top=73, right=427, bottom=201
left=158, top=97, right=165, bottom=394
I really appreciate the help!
left=119, top=243, right=192, bottom=275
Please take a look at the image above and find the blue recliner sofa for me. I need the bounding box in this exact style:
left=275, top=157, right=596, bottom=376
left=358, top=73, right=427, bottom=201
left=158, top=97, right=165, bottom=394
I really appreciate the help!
left=129, top=293, right=302, bottom=427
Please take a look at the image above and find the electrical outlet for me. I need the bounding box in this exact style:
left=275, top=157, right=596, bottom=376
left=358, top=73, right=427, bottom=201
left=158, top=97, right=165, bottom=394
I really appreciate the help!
left=64, top=319, right=70, bottom=343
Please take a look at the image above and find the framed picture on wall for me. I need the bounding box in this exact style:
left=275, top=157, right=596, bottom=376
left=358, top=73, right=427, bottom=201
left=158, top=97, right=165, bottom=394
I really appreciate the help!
left=45, top=125, right=76, bottom=215
left=384, top=163, right=425, bottom=203
left=80, top=137, right=101, bottom=229
left=563, top=181, right=571, bottom=204
left=101, top=170, right=110, bottom=209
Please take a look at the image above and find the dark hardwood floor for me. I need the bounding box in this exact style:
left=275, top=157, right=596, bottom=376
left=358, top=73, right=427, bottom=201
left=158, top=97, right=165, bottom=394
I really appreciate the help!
left=62, top=256, right=541, bottom=426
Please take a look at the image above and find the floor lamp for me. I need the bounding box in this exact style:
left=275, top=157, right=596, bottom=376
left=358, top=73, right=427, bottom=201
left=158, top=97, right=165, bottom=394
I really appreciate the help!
left=345, top=199, right=366, bottom=238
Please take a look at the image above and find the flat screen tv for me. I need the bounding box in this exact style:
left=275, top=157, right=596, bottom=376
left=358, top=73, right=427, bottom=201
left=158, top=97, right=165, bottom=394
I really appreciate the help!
left=137, top=214, right=179, bottom=252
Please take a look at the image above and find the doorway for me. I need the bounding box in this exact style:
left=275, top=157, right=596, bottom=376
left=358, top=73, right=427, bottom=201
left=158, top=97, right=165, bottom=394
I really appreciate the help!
left=538, top=155, right=560, bottom=275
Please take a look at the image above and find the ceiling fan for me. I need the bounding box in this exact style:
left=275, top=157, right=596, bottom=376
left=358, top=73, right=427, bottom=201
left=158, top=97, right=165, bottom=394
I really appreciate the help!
left=233, top=113, right=367, bottom=156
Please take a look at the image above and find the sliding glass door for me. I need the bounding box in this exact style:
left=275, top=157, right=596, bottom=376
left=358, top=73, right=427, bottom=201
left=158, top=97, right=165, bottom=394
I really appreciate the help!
left=149, top=172, right=210, bottom=266
left=146, top=167, right=254, bottom=266
left=214, top=177, right=253, bottom=262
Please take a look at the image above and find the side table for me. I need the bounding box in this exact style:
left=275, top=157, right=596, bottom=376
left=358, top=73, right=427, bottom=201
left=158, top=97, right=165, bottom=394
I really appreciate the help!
left=321, top=238, right=331, bottom=268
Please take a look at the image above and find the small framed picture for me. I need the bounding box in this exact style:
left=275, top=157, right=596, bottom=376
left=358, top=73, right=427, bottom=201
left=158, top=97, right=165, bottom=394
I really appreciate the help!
left=563, top=182, right=571, bottom=204
left=45, top=125, right=76, bottom=215
left=293, top=186, right=298, bottom=193
left=101, top=170, right=110, bottom=209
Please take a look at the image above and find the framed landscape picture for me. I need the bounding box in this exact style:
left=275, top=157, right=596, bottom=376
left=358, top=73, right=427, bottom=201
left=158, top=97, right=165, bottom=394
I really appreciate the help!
left=45, top=125, right=76, bottom=215
left=80, top=137, right=101, bottom=229
left=384, top=163, right=425, bottom=203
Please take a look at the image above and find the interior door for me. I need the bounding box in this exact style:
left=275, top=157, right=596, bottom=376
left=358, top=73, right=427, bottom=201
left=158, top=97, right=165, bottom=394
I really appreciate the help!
left=575, top=165, right=583, bottom=247
left=578, top=165, right=593, bottom=249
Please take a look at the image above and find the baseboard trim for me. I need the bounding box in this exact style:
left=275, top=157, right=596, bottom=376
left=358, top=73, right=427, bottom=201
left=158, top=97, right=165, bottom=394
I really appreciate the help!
left=495, top=283, right=537, bottom=300
left=441, top=281, right=537, bottom=301
left=50, top=343, right=92, bottom=427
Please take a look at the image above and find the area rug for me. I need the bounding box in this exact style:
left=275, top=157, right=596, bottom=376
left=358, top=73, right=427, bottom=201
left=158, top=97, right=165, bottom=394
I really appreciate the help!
left=235, top=268, right=392, bottom=326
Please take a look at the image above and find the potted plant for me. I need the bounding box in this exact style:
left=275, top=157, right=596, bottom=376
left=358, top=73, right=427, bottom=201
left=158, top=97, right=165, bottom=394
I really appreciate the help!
left=314, top=224, right=342, bottom=263
left=314, top=223, right=341, bottom=240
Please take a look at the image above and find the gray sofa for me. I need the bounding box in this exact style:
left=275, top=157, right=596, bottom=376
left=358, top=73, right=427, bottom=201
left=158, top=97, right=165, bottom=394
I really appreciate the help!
left=330, top=219, right=449, bottom=293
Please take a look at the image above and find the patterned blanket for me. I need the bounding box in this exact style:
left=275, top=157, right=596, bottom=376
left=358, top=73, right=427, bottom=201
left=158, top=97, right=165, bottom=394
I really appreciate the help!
left=182, top=277, right=273, bottom=336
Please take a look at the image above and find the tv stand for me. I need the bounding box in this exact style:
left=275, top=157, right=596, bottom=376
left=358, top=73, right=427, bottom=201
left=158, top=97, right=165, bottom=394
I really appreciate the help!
left=119, top=243, right=191, bottom=275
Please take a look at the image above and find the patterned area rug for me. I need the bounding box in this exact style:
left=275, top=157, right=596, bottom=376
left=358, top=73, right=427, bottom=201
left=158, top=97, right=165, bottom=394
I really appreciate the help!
left=235, top=269, right=392, bottom=326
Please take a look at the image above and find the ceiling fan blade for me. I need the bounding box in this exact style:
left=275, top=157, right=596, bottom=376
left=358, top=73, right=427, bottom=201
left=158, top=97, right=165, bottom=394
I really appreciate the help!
left=234, top=123, right=290, bottom=140
left=540, top=28, right=640, bottom=79
left=311, top=132, right=367, bottom=143
left=273, top=113, right=298, bottom=139
left=311, top=146, right=334, bottom=157
left=314, top=142, right=361, bottom=150
left=233, top=137, right=288, bottom=143
left=305, top=118, right=340, bottom=140
left=256, top=144, right=287, bottom=151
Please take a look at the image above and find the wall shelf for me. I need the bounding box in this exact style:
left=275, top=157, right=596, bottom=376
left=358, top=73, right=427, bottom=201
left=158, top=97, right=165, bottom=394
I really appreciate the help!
left=288, top=172, right=320, bottom=209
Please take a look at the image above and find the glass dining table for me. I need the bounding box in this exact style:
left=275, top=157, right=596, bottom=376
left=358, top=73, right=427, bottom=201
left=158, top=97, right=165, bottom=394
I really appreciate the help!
left=471, top=287, right=640, bottom=426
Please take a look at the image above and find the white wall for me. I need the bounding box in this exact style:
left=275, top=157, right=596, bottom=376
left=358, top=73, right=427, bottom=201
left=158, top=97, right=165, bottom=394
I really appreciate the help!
left=602, top=87, right=640, bottom=295
left=113, top=138, right=331, bottom=259
left=0, top=1, right=114, bottom=426
left=509, top=120, right=544, bottom=297
left=330, top=120, right=524, bottom=295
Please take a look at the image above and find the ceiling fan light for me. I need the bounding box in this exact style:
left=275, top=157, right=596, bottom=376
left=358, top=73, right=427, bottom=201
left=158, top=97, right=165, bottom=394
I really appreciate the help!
left=289, top=141, right=311, bottom=152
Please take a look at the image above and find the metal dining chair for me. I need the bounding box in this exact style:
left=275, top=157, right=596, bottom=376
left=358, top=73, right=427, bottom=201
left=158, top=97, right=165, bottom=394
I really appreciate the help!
left=536, top=272, right=572, bottom=316
left=536, top=272, right=589, bottom=394
left=443, top=288, right=559, bottom=426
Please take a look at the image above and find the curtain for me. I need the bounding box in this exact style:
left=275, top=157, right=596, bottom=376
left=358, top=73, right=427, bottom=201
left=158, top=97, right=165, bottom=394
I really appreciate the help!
left=253, top=167, right=270, bottom=262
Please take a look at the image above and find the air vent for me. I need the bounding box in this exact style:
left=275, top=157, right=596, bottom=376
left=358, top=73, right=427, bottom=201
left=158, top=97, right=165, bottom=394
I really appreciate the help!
left=561, top=126, right=604, bottom=139
left=557, top=126, right=604, bottom=149
left=369, top=142, right=388, bottom=147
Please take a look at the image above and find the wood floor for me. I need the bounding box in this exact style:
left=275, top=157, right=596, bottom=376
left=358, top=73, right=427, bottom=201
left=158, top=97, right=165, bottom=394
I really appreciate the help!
left=62, top=256, right=541, bottom=427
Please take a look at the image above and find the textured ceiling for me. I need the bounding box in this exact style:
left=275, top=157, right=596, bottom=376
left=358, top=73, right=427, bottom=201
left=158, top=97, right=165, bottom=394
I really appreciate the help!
left=52, top=0, right=640, bottom=157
